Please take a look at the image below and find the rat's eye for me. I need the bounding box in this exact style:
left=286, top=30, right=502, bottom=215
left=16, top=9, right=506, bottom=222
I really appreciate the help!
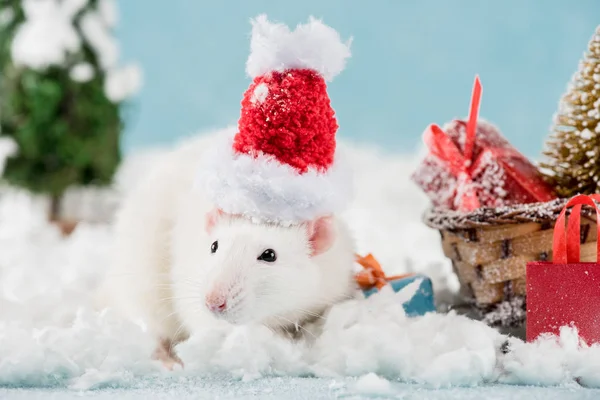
left=258, top=249, right=277, bottom=262
left=211, top=241, right=218, bottom=253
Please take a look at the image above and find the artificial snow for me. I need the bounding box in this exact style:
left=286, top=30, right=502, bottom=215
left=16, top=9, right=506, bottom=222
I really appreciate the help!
left=104, top=64, right=143, bottom=102
left=80, top=9, right=119, bottom=70
left=581, top=129, right=593, bottom=140
left=11, top=0, right=82, bottom=70
left=9, top=0, right=141, bottom=103
left=0, top=132, right=599, bottom=395
left=251, top=83, right=269, bottom=104
left=98, top=0, right=118, bottom=28
left=354, top=373, right=392, bottom=395
left=0, top=137, right=17, bottom=176
left=69, top=62, right=95, bottom=82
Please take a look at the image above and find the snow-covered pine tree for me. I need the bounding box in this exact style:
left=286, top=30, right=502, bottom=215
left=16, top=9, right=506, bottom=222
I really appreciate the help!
left=0, top=0, right=141, bottom=221
left=540, top=25, right=600, bottom=198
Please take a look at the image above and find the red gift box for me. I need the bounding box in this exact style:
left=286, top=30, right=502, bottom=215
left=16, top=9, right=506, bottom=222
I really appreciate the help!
left=526, top=194, right=600, bottom=344
left=412, top=76, right=556, bottom=212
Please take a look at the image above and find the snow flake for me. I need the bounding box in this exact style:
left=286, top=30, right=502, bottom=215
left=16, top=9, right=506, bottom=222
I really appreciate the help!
left=104, top=64, right=142, bottom=102
left=98, top=0, right=118, bottom=27
left=354, top=373, right=392, bottom=395
left=0, top=137, right=18, bottom=176
left=251, top=83, right=269, bottom=104
left=580, top=128, right=593, bottom=140
left=80, top=10, right=119, bottom=70
left=11, top=0, right=82, bottom=70
left=8, top=0, right=125, bottom=79
left=69, top=62, right=95, bottom=82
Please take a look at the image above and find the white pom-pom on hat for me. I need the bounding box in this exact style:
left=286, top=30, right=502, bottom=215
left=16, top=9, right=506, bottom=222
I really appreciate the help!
left=245, top=14, right=352, bottom=82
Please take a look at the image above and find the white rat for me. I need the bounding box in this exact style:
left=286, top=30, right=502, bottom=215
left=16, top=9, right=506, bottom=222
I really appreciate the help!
left=104, top=15, right=357, bottom=368
left=102, top=130, right=358, bottom=368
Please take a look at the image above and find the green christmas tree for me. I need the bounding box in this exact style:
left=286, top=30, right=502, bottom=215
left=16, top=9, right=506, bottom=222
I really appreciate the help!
left=0, top=0, right=140, bottom=221
left=541, top=25, right=600, bottom=198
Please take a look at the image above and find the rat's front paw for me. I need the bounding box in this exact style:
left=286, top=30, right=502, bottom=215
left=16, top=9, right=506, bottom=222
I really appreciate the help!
left=152, top=338, right=184, bottom=371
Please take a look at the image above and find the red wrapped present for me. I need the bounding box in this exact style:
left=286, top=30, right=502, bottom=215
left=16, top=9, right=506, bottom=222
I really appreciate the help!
left=526, top=194, right=600, bottom=344
left=412, top=76, right=556, bottom=212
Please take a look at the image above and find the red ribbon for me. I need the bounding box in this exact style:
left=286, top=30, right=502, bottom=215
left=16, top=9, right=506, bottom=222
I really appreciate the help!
left=552, top=194, right=600, bottom=264
left=423, top=75, right=483, bottom=211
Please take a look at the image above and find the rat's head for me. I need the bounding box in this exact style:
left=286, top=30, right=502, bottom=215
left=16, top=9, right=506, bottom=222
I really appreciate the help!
left=176, top=208, right=337, bottom=328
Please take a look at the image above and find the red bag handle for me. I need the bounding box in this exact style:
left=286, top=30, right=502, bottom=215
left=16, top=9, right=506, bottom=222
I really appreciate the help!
left=553, top=194, right=600, bottom=263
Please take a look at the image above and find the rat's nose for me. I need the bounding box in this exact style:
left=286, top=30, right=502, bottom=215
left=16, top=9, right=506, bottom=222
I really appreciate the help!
left=205, top=293, right=227, bottom=313
left=208, top=300, right=227, bottom=313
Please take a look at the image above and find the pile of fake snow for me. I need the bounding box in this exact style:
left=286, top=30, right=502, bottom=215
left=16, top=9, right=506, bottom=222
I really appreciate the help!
left=0, top=135, right=599, bottom=390
left=353, top=373, right=392, bottom=395
left=8, top=0, right=141, bottom=102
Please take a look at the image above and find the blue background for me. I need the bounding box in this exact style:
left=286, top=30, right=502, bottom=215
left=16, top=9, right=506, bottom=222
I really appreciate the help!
left=115, top=0, right=600, bottom=158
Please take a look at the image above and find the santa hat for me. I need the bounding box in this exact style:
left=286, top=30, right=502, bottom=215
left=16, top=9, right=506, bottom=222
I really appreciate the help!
left=198, top=15, right=353, bottom=225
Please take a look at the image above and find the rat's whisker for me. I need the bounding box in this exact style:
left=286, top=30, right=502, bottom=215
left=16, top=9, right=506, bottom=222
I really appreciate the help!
left=159, top=295, right=203, bottom=303
left=274, top=315, right=316, bottom=339
left=292, top=307, right=327, bottom=321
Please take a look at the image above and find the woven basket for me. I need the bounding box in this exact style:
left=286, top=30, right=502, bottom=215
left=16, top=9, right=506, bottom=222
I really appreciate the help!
left=424, top=198, right=598, bottom=327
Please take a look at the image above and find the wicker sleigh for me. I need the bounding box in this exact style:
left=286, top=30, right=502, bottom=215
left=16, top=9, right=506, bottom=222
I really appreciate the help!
left=424, top=198, right=598, bottom=328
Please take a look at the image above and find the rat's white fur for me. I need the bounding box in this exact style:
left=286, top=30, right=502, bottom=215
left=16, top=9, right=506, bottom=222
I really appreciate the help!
left=102, top=129, right=357, bottom=356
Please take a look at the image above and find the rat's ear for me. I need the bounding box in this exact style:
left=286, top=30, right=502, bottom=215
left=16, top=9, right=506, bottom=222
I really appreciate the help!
left=306, top=216, right=335, bottom=257
left=205, top=208, right=224, bottom=233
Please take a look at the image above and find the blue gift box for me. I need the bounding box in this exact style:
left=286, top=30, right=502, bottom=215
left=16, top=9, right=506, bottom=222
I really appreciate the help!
left=362, top=274, right=436, bottom=317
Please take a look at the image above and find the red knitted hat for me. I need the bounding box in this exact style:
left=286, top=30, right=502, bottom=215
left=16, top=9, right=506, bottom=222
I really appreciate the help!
left=198, top=15, right=352, bottom=224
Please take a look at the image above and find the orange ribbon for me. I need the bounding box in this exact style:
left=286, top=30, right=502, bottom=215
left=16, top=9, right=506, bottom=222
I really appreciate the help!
left=354, top=253, right=412, bottom=291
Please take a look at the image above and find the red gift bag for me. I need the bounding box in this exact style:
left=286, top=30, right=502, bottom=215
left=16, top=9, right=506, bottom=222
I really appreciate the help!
left=526, top=194, right=600, bottom=344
